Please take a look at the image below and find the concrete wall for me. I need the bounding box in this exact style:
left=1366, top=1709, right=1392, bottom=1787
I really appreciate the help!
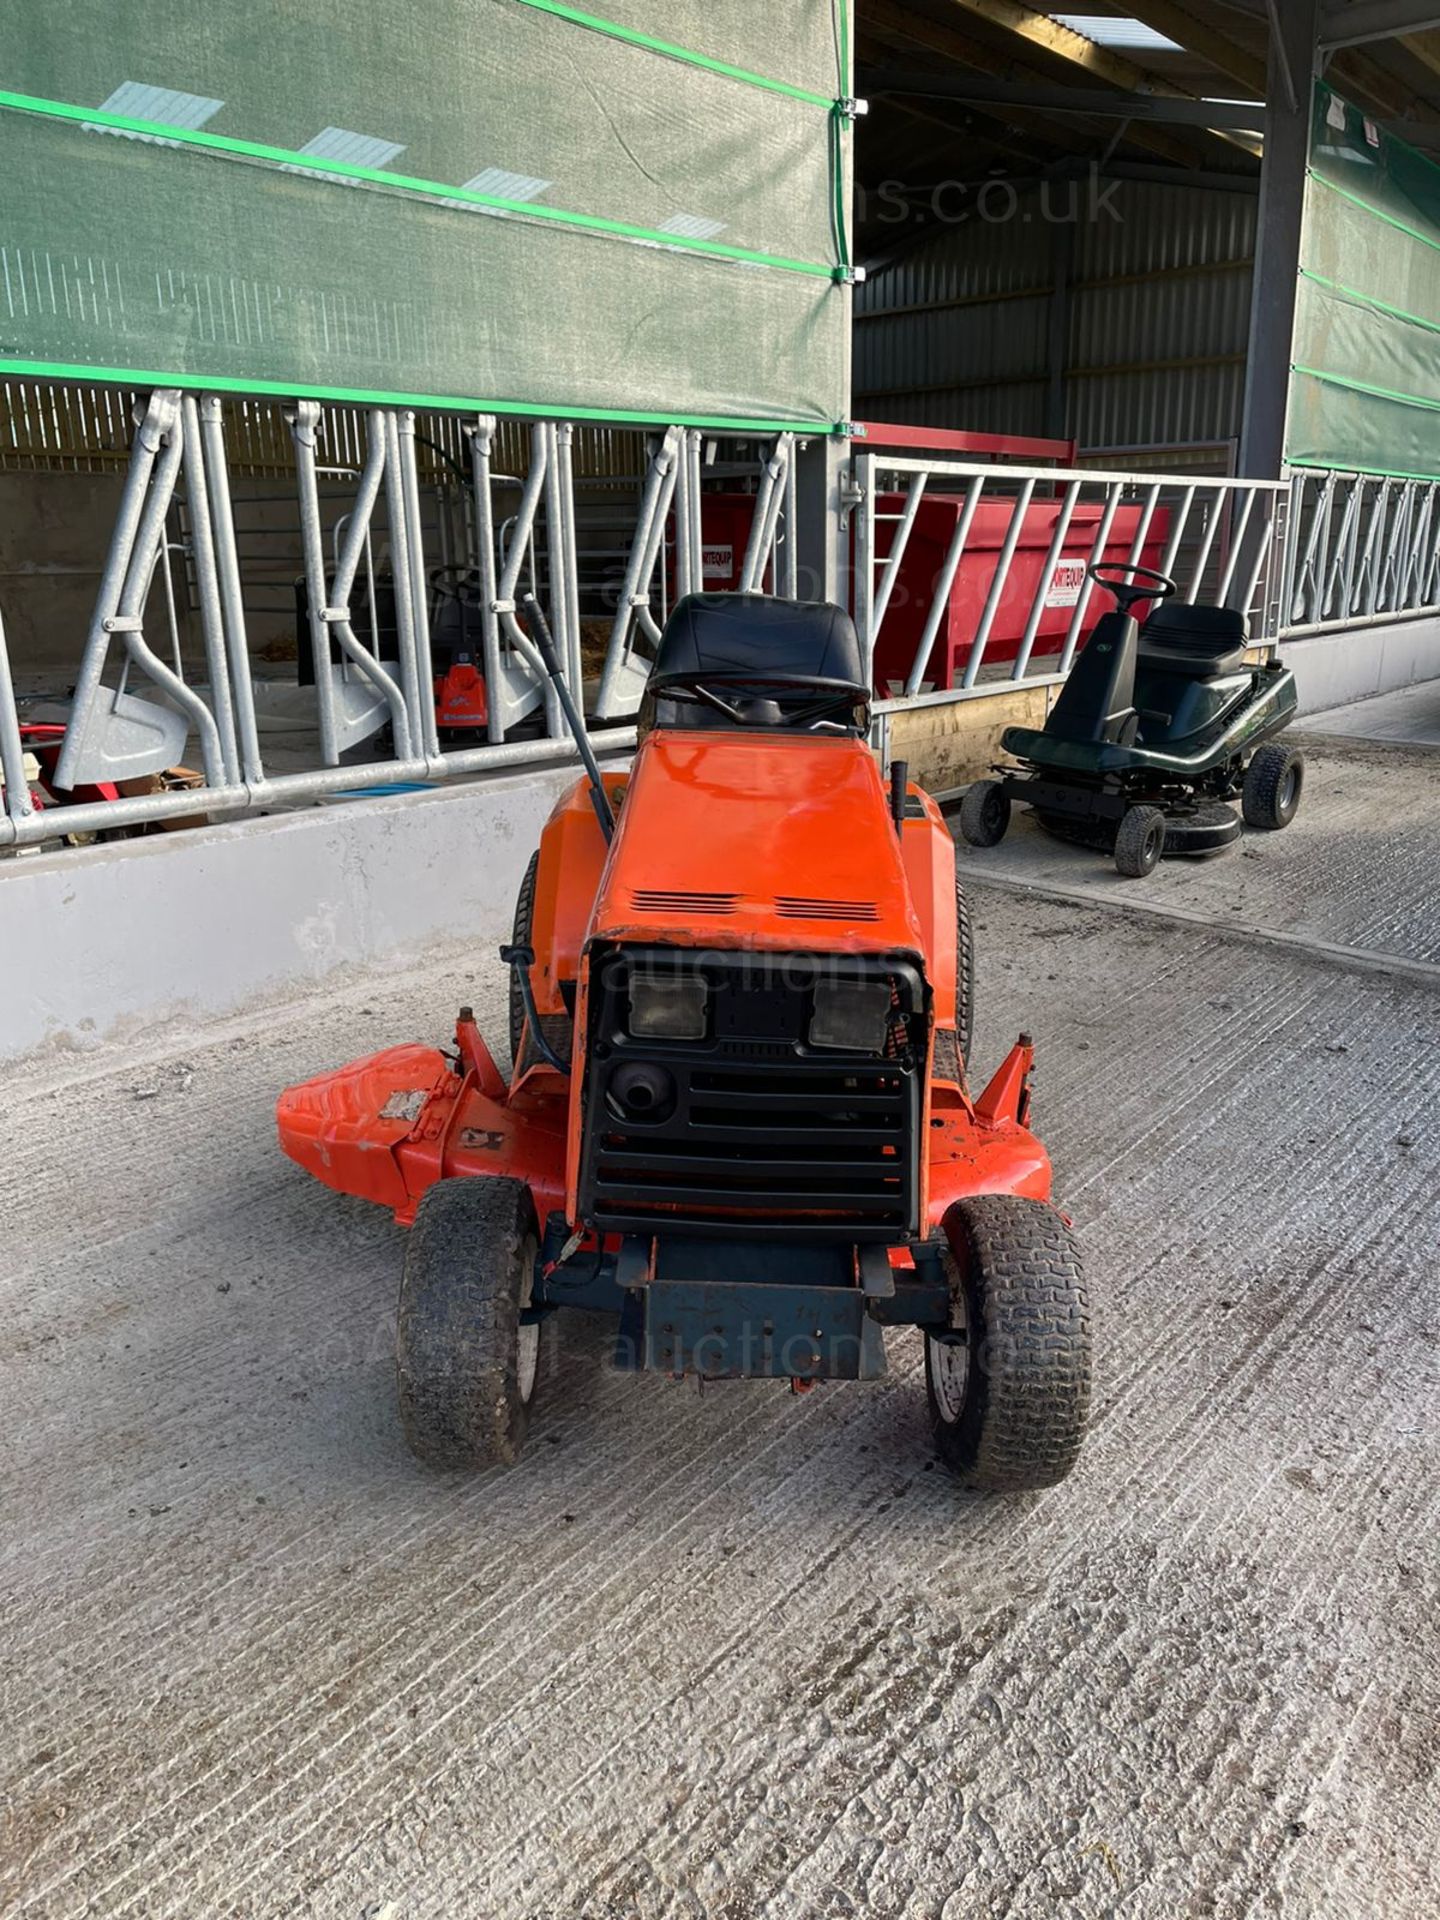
left=0, top=761, right=588, bottom=1067
left=1286, top=613, right=1440, bottom=715
left=883, top=680, right=1058, bottom=794
left=3, top=682, right=1059, bottom=1066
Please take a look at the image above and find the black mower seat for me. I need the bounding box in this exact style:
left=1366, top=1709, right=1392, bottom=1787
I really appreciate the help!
left=650, top=592, right=868, bottom=696
left=1138, top=602, right=1250, bottom=678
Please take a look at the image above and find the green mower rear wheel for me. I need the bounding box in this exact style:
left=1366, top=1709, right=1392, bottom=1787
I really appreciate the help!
left=1243, top=742, right=1304, bottom=830
left=959, top=779, right=1011, bottom=849
left=926, top=1195, right=1091, bottom=1492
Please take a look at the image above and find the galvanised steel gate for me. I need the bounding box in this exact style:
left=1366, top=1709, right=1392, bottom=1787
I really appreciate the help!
left=2, top=394, right=1438, bottom=852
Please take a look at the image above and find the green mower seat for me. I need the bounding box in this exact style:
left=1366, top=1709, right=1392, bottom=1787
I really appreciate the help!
left=1138, top=602, right=1249, bottom=678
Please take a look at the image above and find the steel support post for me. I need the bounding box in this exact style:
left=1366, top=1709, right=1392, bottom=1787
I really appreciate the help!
left=793, top=434, right=850, bottom=609
left=1238, top=0, right=1320, bottom=479
left=197, top=395, right=264, bottom=783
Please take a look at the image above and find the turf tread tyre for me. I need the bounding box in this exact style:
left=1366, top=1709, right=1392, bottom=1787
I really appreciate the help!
left=927, top=1194, right=1090, bottom=1492
left=959, top=779, right=1010, bottom=849
left=1242, top=742, right=1304, bottom=830
left=1114, top=804, right=1166, bottom=878
left=397, top=1176, right=539, bottom=1470
left=507, top=851, right=540, bottom=1064
left=955, top=875, right=975, bottom=1070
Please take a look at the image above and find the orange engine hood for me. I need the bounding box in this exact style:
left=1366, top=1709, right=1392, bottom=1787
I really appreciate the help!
left=589, top=729, right=923, bottom=954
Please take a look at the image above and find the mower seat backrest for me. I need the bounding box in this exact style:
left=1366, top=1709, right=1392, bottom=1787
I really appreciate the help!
left=646, top=592, right=870, bottom=731
left=1139, top=602, right=1250, bottom=679
left=1043, top=609, right=1140, bottom=746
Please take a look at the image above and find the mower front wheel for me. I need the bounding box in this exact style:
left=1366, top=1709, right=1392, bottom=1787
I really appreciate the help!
left=1114, top=804, right=1166, bottom=878
left=396, top=1175, right=542, bottom=1470
left=925, top=1195, right=1090, bottom=1492
left=959, top=779, right=1011, bottom=849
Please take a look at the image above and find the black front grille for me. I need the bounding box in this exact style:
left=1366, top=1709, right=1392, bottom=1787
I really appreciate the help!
left=577, top=949, right=925, bottom=1240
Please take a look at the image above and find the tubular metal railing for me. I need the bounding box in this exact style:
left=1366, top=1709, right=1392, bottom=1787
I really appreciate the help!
left=1280, top=470, right=1440, bottom=638
left=0, top=391, right=799, bottom=848
left=5, top=414, right=1440, bottom=854
left=853, top=452, right=1291, bottom=707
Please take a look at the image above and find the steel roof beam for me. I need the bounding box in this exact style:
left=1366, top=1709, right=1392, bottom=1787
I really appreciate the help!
left=1320, top=2, right=1440, bottom=50
left=862, top=68, right=1266, bottom=129
left=941, top=0, right=1260, bottom=155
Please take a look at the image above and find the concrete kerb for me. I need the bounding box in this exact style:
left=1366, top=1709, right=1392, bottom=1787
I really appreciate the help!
left=0, top=757, right=612, bottom=1067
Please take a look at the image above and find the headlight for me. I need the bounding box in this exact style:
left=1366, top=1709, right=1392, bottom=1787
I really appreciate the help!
left=627, top=971, right=709, bottom=1040
left=810, top=979, right=891, bottom=1052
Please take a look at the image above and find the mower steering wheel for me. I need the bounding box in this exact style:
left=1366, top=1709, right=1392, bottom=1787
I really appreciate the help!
left=1088, top=561, right=1176, bottom=617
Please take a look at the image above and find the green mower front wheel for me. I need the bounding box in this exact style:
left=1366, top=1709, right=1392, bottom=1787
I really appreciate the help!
left=1114, top=804, right=1167, bottom=879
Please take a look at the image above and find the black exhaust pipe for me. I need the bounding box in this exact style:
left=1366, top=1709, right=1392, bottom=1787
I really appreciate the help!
left=520, top=590, right=616, bottom=844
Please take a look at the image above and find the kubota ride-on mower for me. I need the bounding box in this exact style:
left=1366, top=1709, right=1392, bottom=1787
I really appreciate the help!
left=278, top=591, right=1091, bottom=1490
left=960, top=561, right=1304, bottom=878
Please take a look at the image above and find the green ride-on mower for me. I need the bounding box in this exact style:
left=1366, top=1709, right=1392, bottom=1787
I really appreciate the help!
left=960, top=562, right=1304, bottom=878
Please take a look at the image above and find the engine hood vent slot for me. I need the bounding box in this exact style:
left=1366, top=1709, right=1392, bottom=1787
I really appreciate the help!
left=775, top=896, right=880, bottom=922
left=630, top=888, right=739, bottom=916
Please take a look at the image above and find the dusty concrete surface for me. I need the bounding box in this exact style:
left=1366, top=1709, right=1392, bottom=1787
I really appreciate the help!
left=3, top=726, right=1439, bottom=1919
left=962, top=730, right=1440, bottom=967
left=1302, top=681, right=1440, bottom=748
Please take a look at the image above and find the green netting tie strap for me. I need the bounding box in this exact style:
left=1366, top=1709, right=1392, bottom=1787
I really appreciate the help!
left=1287, top=455, right=1440, bottom=482
left=513, top=0, right=837, bottom=107
left=1308, top=168, right=1440, bottom=266
left=1292, top=362, right=1440, bottom=415
left=0, top=90, right=839, bottom=280
left=0, top=357, right=849, bottom=436
left=1299, top=268, right=1440, bottom=339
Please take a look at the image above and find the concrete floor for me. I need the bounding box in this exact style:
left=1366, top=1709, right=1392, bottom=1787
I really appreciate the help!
left=956, top=727, right=1440, bottom=971
left=2, top=697, right=1438, bottom=1919
left=1300, top=680, right=1440, bottom=747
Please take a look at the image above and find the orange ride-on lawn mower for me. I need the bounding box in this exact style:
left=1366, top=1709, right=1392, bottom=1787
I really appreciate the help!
left=277, top=591, right=1091, bottom=1489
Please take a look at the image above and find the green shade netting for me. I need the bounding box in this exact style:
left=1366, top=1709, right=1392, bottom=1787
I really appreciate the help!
left=1291, top=85, right=1440, bottom=476
left=0, top=0, right=850, bottom=427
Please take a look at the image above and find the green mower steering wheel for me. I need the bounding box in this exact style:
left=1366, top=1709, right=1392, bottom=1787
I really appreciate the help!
left=1088, top=561, right=1176, bottom=618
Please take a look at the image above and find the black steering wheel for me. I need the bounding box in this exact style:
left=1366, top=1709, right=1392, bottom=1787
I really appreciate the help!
left=1088, top=561, right=1176, bottom=618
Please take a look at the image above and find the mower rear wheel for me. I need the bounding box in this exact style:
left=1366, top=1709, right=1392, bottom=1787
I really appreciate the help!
left=926, top=1195, right=1090, bottom=1492
left=508, top=851, right=540, bottom=1065
left=955, top=876, right=975, bottom=1069
left=396, top=1175, right=542, bottom=1470
left=1243, top=742, right=1304, bottom=830
left=959, top=779, right=1011, bottom=849
left=1114, top=804, right=1166, bottom=878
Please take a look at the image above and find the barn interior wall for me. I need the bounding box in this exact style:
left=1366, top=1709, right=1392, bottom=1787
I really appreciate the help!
left=855, top=178, right=1257, bottom=462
